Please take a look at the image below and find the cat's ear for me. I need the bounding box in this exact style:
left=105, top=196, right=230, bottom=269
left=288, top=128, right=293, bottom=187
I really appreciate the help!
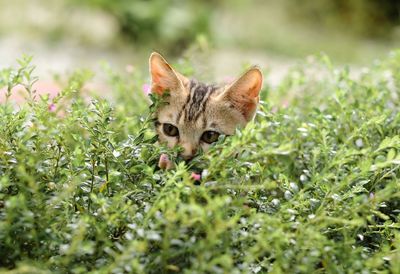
left=149, top=52, right=188, bottom=96
left=219, top=67, right=263, bottom=121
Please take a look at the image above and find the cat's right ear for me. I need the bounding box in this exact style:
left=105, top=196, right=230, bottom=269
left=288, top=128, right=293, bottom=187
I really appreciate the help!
left=149, top=52, right=188, bottom=96
left=218, top=67, right=263, bottom=122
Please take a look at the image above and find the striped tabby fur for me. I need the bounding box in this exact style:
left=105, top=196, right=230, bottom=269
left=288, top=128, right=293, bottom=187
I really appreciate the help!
left=149, top=52, right=263, bottom=165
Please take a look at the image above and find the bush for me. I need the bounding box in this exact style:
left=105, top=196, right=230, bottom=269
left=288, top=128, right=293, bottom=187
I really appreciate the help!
left=0, top=52, right=400, bottom=273
left=71, top=0, right=217, bottom=53
left=286, top=0, right=400, bottom=38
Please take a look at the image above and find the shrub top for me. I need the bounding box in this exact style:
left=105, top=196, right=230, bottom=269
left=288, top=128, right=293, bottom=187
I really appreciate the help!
left=1, top=52, right=400, bottom=273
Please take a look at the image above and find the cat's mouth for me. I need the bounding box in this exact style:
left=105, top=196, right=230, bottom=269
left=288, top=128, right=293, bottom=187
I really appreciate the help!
left=173, top=155, right=195, bottom=166
left=181, top=155, right=195, bottom=162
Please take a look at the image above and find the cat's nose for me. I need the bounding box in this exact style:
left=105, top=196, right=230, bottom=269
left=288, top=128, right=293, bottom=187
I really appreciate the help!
left=181, top=144, right=197, bottom=161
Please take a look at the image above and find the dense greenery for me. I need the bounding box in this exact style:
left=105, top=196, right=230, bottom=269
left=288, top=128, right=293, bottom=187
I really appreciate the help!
left=1, top=52, right=400, bottom=273
left=71, top=0, right=216, bottom=53
left=287, top=0, right=400, bottom=38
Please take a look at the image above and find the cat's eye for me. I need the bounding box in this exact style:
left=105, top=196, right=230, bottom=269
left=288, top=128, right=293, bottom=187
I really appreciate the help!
left=201, top=131, right=220, bottom=144
left=163, top=123, right=179, bottom=137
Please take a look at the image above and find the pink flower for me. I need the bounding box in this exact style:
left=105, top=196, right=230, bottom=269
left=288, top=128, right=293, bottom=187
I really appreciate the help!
left=191, top=172, right=201, bottom=181
left=142, top=83, right=151, bottom=95
left=48, top=103, right=56, bottom=112
left=159, top=154, right=169, bottom=163
left=158, top=153, right=174, bottom=170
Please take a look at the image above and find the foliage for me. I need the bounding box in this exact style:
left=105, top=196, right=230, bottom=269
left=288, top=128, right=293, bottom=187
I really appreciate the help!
left=1, top=52, right=400, bottom=273
left=286, top=0, right=400, bottom=38
left=70, top=0, right=217, bottom=54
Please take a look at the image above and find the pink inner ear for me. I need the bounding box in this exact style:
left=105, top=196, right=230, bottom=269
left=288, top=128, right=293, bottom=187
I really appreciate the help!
left=152, top=84, right=164, bottom=95
left=233, top=96, right=258, bottom=121
left=224, top=68, right=262, bottom=121
left=150, top=54, right=172, bottom=94
left=151, top=61, right=181, bottom=95
left=249, top=81, right=262, bottom=98
left=151, top=68, right=171, bottom=94
left=149, top=53, right=189, bottom=96
left=151, top=72, right=164, bottom=94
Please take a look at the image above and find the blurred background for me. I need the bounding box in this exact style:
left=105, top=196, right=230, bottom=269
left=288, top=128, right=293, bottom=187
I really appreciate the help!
left=0, top=0, right=399, bottom=92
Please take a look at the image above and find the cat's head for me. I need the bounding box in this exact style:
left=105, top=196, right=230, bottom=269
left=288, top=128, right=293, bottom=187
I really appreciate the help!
left=149, top=52, right=263, bottom=160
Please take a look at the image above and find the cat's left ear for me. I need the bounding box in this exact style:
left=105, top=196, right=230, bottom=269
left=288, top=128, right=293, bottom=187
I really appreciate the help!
left=219, top=67, right=263, bottom=121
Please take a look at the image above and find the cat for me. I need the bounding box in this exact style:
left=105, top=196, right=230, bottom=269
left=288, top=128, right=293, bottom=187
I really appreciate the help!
left=149, top=52, right=263, bottom=169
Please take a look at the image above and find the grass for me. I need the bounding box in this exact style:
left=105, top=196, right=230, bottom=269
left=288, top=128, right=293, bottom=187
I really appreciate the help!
left=0, top=51, right=400, bottom=273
